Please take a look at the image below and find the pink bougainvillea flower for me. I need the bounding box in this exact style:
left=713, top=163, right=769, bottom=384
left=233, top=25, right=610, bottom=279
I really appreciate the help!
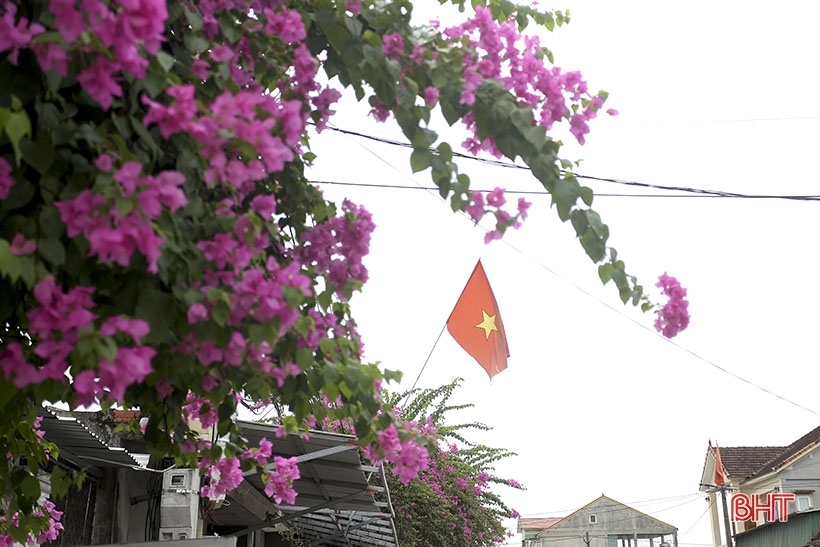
left=0, top=157, right=14, bottom=199
left=424, top=86, right=439, bottom=107
left=654, top=273, right=690, bottom=338
left=10, top=234, right=36, bottom=256
left=486, top=187, right=506, bottom=207
left=465, top=191, right=485, bottom=222
left=77, top=57, right=123, bottom=110
left=263, top=456, right=300, bottom=504
left=382, top=32, right=404, bottom=60
left=0, top=3, right=45, bottom=64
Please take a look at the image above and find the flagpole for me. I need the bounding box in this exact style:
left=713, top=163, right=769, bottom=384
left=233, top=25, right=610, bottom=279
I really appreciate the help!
left=403, top=322, right=447, bottom=404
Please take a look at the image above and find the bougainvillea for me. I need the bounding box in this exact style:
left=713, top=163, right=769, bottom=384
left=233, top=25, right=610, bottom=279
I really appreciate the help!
left=382, top=379, right=523, bottom=546
left=0, top=0, right=684, bottom=541
left=655, top=273, right=690, bottom=338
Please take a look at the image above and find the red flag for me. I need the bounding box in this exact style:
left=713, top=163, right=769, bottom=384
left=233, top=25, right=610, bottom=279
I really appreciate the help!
left=446, top=260, right=509, bottom=379
left=714, top=444, right=726, bottom=486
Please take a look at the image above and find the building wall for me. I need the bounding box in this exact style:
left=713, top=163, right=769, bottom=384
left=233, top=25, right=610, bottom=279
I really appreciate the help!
left=535, top=499, right=676, bottom=547
left=780, top=445, right=820, bottom=515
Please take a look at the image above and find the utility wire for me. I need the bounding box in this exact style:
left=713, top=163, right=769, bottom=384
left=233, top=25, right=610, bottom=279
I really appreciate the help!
left=321, top=124, right=820, bottom=419
left=311, top=179, right=819, bottom=200
left=320, top=125, right=820, bottom=201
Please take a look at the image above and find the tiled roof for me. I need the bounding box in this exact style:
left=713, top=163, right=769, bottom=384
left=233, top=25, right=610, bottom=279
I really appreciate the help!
left=750, top=424, right=820, bottom=479
left=720, top=446, right=787, bottom=480
left=715, top=424, right=820, bottom=482
left=518, top=517, right=562, bottom=531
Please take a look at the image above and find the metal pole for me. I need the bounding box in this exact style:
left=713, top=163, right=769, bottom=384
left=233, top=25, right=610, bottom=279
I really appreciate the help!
left=721, top=487, right=734, bottom=547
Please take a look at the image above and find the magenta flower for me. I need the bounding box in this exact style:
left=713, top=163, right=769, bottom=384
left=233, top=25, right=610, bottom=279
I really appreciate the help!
left=382, top=32, right=404, bottom=60
left=77, top=57, right=122, bottom=110
left=517, top=197, right=531, bottom=219
left=263, top=456, right=300, bottom=504
left=345, top=0, right=361, bottom=15
left=0, top=157, right=14, bottom=199
left=10, top=234, right=36, bottom=256
left=654, top=273, right=690, bottom=338
left=0, top=4, right=45, bottom=64
left=424, top=86, right=440, bottom=107
left=486, top=187, right=506, bottom=207
left=465, top=191, right=485, bottom=221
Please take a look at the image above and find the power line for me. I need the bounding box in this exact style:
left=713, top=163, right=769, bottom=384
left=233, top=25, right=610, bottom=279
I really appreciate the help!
left=321, top=122, right=820, bottom=420
left=320, top=125, right=820, bottom=202
left=311, top=179, right=820, bottom=200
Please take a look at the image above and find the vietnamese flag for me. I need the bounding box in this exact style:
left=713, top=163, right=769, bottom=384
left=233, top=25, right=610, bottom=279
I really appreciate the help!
left=447, top=260, right=509, bottom=379
left=714, top=444, right=726, bottom=486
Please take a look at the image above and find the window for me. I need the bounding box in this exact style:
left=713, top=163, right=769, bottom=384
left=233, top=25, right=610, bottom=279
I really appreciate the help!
left=798, top=495, right=812, bottom=511
left=589, top=514, right=597, bottom=524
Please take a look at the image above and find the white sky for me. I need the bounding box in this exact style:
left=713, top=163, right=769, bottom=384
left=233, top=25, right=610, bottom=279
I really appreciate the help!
left=305, top=2, right=820, bottom=545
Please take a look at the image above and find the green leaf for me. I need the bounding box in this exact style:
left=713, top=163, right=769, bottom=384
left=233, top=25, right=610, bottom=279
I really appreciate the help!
left=37, top=238, right=65, bottom=266
left=2, top=179, right=34, bottom=210
left=580, top=187, right=593, bottom=206
left=598, top=263, right=613, bottom=284
left=0, top=240, right=22, bottom=282
left=20, top=475, right=40, bottom=502
left=183, top=33, right=210, bottom=54
left=155, top=50, right=176, bottom=72
left=410, top=148, right=431, bottom=173
left=4, top=110, right=32, bottom=165
left=182, top=5, right=204, bottom=31
left=211, top=300, right=230, bottom=327
left=19, top=139, right=56, bottom=175
left=437, top=142, right=453, bottom=162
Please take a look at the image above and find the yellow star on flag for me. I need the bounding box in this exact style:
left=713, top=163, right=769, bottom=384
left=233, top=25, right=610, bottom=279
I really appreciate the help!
left=475, top=310, right=498, bottom=339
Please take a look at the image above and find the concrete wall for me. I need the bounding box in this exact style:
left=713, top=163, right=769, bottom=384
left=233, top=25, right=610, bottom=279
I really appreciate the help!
left=780, top=444, right=820, bottom=515
left=535, top=498, right=676, bottom=547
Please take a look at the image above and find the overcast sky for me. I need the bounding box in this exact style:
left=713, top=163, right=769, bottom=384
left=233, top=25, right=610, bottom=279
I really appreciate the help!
left=306, top=2, right=820, bottom=545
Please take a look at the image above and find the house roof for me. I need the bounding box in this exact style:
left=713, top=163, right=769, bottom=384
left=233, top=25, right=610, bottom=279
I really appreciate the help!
left=38, top=407, right=144, bottom=474
left=720, top=446, right=787, bottom=480
left=520, top=496, right=676, bottom=537
left=517, top=517, right=562, bottom=532
left=215, top=420, right=399, bottom=547
left=702, top=425, right=820, bottom=486
left=749, top=424, right=820, bottom=479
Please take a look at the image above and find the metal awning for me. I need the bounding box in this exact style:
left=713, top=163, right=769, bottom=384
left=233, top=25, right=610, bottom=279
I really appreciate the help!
left=38, top=407, right=142, bottom=475
left=212, top=421, right=398, bottom=547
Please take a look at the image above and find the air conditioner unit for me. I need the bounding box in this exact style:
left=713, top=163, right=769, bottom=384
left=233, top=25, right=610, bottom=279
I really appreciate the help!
left=160, top=469, right=200, bottom=538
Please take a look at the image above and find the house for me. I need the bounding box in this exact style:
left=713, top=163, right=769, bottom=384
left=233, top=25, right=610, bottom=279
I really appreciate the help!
left=38, top=407, right=398, bottom=547
left=518, top=495, right=678, bottom=547
left=699, top=425, right=820, bottom=547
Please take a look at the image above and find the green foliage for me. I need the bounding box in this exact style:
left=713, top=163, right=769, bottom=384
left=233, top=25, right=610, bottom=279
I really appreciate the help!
left=0, top=0, right=655, bottom=541
left=383, top=379, right=520, bottom=546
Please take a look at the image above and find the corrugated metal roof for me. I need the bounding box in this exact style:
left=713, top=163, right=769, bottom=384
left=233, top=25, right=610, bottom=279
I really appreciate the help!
left=217, top=421, right=398, bottom=547
left=38, top=408, right=142, bottom=472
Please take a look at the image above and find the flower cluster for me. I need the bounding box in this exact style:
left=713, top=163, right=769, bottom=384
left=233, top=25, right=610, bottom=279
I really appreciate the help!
left=296, top=199, right=375, bottom=296
left=263, top=456, right=300, bottom=504
left=464, top=188, right=532, bottom=243
left=365, top=424, right=430, bottom=484
left=56, top=161, right=186, bottom=273
left=199, top=456, right=244, bottom=499
left=654, top=273, right=690, bottom=338
left=0, top=157, right=13, bottom=199
left=144, top=87, right=306, bottom=193
left=444, top=6, right=614, bottom=149
left=0, top=499, right=63, bottom=547
left=0, top=0, right=166, bottom=107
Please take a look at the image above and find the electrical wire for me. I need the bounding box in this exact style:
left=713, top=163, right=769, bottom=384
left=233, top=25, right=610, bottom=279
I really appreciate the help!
left=319, top=125, right=820, bottom=201
left=321, top=124, right=820, bottom=421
